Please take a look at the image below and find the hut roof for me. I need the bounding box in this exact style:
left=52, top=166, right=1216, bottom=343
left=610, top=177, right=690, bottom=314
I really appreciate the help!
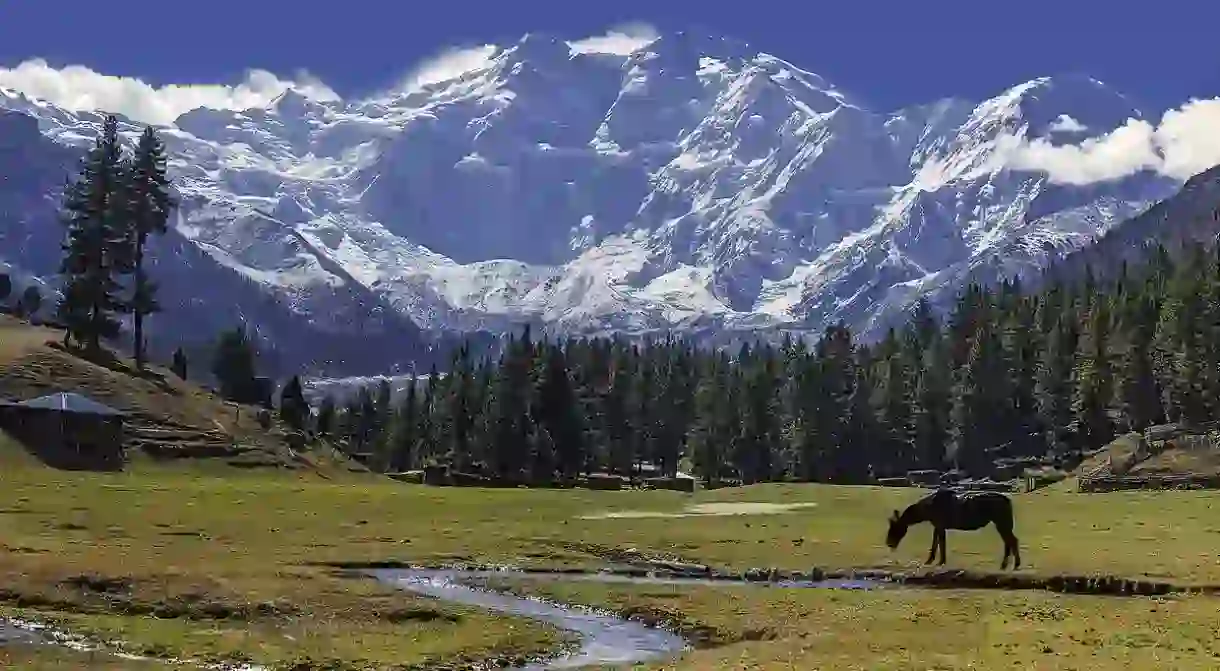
left=18, top=392, right=126, bottom=417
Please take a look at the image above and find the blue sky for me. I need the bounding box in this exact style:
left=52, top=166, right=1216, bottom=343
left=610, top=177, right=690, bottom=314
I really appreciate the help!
left=0, top=0, right=1213, bottom=112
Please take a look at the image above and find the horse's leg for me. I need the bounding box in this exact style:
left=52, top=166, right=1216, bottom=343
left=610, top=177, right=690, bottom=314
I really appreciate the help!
left=997, top=519, right=1020, bottom=570
left=936, top=527, right=947, bottom=565
left=1007, top=530, right=1021, bottom=570
left=925, top=526, right=939, bottom=565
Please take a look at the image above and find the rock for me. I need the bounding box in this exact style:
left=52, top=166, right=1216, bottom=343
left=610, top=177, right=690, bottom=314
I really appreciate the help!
left=584, top=473, right=627, bottom=491
left=388, top=470, right=425, bottom=484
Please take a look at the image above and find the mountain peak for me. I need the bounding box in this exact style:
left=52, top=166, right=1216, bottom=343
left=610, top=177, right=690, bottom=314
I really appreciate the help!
left=512, top=33, right=572, bottom=60
left=994, top=72, right=1144, bottom=136
left=270, top=88, right=329, bottom=117
left=0, top=33, right=1182, bottom=378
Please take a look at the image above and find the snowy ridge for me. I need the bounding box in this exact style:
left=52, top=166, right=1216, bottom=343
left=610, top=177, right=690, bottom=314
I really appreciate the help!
left=0, top=32, right=1180, bottom=376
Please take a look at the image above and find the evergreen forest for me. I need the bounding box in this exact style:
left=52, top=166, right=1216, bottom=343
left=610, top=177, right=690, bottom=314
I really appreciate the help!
left=309, top=242, right=1220, bottom=485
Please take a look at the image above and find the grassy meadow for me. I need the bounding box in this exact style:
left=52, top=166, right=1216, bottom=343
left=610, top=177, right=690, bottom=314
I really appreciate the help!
left=2, top=453, right=1220, bottom=669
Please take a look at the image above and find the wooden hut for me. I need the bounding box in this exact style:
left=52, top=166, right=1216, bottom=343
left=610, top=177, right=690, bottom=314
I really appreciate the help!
left=0, top=392, right=127, bottom=470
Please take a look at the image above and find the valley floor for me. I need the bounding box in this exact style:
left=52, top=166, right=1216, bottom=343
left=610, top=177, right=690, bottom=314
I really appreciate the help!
left=2, top=462, right=1219, bottom=669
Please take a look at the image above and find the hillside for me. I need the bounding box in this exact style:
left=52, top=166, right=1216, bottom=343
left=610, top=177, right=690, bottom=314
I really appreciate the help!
left=0, top=316, right=357, bottom=475
left=0, top=31, right=1185, bottom=377
left=1081, top=428, right=1220, bottom=479
left=1042, top=164, right=1220, bottom=286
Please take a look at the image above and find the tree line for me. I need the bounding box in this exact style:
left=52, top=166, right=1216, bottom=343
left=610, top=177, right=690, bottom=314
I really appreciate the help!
left=55, top=115, right=174, bottom=370
left=306, top=239, right=1220, bottom=486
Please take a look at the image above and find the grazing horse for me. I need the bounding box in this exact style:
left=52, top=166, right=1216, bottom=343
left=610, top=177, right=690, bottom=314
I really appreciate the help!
left=885, top=489, right=1021, bottom=569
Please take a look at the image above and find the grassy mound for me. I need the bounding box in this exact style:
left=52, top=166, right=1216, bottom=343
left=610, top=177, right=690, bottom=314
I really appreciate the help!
left=0, top=316, right=352, bottom=475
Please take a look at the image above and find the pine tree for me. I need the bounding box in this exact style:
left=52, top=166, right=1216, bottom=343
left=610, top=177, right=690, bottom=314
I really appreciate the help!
left=874, top=330, right=916, bottom=475
left=489, top=333, right=532, bottom=482
left=951, top=321, right=1011, bottom=475
left=316, top=396, right=336, bottom=437
left=1002, top=297, right=1044, bottom=456
left=418, top=366, right=440, bottom=466
left=58, top=115, right=129, bottom=352
left=536, top=345, right=586, bottom=481
left=351, top=385, right=378, bottom=456
left=371, top=379, right=395, bottom=471
left=1037, top=318, right=1078, bottom=454
left=171, top=347, right=189, bottom=380
left=389, top=382, right=420, bottom=472
left=791, top=355, right=827, bottom=481
left=17, top=286, right=42, bottom=318
left=912, top=336, right=951, bottom=470
left=444, top=346, right=476, bottom=473
left=689, top=358, right=727, bottom=486
left=813, top=324, right=853, bottom=481
left=124, top=126, right=175, bottom=370
left=1154, top=247, right=1209, bottom=426
left=212, top=326, right=258, bottom=402
left=839, top=355, right=879, bottom=483
left=602, top=344, right=635, bottom=476
left=1072, top=302, right=1116, bottom=450
left=655, top=346, right=694, bottom=476
left=279, top=375, right=308, bottom=431
left=629, top=348, right=657, bottom=477
left=1112, top=292, right=1162, bottom=432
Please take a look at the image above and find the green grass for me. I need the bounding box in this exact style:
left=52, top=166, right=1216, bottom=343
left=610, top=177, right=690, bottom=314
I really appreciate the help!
left=4, top=462, right=1220, bottom=668
left=487, top=579, right=1220, bottom=670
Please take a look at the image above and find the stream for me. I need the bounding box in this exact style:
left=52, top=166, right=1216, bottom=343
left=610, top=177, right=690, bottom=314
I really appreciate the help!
left=0, top=568, right=884, bottom=669
left=371, top=568, right=886, bottom=669
left=2, top=565, right=1185, bottom=669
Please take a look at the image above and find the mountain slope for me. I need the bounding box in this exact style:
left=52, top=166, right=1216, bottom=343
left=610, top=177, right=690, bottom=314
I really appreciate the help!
left=1044, top=164, right=1220, bottom=285
left=0, top=107, right=445, bottom=377
left=0, top=31, right=1186, bottom=375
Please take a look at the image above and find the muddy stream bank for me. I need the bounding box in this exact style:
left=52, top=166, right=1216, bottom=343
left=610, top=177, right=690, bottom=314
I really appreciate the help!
left=370, top=567, right=886, bottom=669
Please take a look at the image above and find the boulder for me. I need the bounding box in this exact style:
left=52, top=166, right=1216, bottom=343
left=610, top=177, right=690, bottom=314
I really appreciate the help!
left=583, top=473, right=626, bottom=491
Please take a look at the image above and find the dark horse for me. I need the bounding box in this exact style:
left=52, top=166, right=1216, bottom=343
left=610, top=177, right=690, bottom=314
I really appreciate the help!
left=885, top=489, right=1021, bottom=569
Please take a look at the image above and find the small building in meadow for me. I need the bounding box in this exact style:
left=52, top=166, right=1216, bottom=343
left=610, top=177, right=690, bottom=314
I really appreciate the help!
left=0, top=392, right=127, bottom=470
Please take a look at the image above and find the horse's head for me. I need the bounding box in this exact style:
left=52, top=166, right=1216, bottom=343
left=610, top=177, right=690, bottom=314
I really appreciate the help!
left=885, top=510, right=907, bottom=550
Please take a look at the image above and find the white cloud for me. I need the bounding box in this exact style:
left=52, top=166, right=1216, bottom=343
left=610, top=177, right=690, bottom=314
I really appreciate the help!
left=0, top=23, right=660, bottom=127
left=0, top=58, right=339, bottom=126
left=397, top=44, right=499, bottom=91
left=568, top=22, right=659, bottom=56
left=1005, top=98, right=1220, bottom=185
left=1048, top=114, right=1088, bottom=133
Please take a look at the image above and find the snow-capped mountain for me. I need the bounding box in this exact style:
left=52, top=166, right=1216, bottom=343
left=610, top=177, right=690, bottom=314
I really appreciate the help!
left=0, top=31, right=1183, bottom=376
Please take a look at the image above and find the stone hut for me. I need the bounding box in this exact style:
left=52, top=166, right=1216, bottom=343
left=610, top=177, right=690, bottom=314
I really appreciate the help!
left=0, top=392, right=127, bottom=470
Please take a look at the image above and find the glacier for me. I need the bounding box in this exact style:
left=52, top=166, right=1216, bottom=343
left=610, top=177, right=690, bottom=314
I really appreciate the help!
left=0, top=30, right=1182, bottom=377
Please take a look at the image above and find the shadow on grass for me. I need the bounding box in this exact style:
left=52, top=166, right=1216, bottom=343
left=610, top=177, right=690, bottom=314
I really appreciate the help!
left=46, top=342, right=181, bottom=397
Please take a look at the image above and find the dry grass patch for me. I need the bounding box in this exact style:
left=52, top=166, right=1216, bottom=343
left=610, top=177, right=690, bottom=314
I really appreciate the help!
left=492, top=579, right=1220, bottom=670
left=0, top=644, right=166, bottom=669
